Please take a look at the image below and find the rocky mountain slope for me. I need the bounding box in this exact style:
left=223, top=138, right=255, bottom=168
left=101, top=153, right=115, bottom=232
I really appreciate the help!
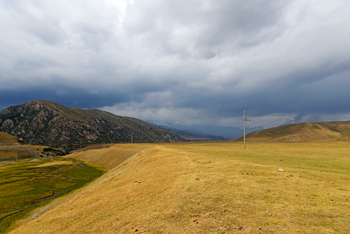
left=0, top=100, right=184, bottom=151
left=236, top=121, right=350, bottom=142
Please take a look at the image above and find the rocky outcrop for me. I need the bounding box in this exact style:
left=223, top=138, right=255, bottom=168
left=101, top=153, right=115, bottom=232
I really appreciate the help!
left=0, top=100, right=185, bottom=151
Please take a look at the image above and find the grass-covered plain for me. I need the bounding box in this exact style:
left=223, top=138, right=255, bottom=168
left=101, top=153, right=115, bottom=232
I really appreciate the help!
left=9, top=142, right=350, bottom=233
left=0, top=157, right=106, bottom=233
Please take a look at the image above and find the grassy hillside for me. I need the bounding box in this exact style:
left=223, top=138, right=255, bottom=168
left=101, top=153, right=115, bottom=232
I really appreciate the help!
left=237, top=121, right=350, bottom=142
left=0, top=157, right=105, bottom=233
left=9, top=142, right=350, bottom=233
left=68, top=144, right=148, bottom=170
left=0, top=132, right=19, bottom=146
left=0, top=131, right=66, bottom=161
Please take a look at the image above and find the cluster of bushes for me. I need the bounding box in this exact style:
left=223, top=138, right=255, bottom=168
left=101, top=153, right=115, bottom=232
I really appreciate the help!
left=42, top=147, right=67, bottom=156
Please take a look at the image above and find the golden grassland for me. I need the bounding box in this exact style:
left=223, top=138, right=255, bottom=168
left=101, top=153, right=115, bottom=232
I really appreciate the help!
left=0, top=132, right=18, bottom=146
left=0, top=145, right=49, bottom=160
left=67, top=144, right=148, bottom=170
left=0, top=132, right=20, bottom=159
left=9, top=142, right=350, bottom=233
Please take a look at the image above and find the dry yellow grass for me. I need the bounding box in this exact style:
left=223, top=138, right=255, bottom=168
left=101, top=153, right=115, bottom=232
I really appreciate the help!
left=9, top=142, right=350, bottom=233
left=66, top=144, right=148, bottom=170
left=0, top=132, right=19, bottom=146
left=0, top=132, right=20, bottom=159
left=0, top=144, right=50, bottom=160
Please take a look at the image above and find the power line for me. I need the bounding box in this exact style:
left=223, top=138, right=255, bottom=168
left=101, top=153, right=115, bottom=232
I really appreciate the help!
left=241, top=110, right=251, bottom=149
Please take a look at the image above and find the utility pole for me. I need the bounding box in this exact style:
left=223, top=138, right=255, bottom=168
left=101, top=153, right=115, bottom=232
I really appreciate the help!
left=241, top=110, right=251, bottom=149
left=131, top=133, right=133, bottom=144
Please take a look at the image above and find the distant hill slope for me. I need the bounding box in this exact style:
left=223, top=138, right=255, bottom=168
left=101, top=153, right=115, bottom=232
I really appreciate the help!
left=0, top=100, right=184, bottom=151
left=151, top=123, right=227, bottom=141
left=0, top=131, right=65, bottom=161
left=236, top=121, right=350, bottom=142
left=175, top=130, right=225, bottom=141
left=0, top=131, right=19, bottom=146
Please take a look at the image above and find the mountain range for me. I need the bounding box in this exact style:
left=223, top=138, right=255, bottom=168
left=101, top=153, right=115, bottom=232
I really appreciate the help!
left=172, top=130, right=225, bottom=141
left=2, top=100, right=349, bottom=152
left=0, top=100, right=184, bottom=152
left=151, top=122, right=262, bottom=139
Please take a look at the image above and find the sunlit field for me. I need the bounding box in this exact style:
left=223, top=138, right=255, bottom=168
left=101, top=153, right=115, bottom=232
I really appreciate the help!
left=9, top=142, right=350, bottom=233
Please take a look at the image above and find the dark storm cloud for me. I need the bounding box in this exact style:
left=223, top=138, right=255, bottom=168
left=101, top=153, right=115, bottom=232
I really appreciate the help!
left=123, top=0, right=289, bottom=58
left=194, top=0, right=288, bottom=50
left=1, top=0, right=350, bottom=130
left=0, top=85, right=129, bottom=110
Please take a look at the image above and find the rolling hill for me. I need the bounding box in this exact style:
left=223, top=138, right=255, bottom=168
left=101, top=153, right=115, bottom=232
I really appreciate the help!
left=0, top=130, right=66, bottom=161
left=8, top=142, right=350, bottom=233
left=0, top=100, right=184, bottom=151
left=236, top=121, right=350, bottom=142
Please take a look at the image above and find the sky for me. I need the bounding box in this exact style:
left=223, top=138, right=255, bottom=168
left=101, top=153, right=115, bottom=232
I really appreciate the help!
left=1, top=0, right=350, bottom=136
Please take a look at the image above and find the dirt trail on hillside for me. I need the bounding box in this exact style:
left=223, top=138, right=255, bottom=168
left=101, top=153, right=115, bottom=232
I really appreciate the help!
left=33, top=161, right=73, bottom=167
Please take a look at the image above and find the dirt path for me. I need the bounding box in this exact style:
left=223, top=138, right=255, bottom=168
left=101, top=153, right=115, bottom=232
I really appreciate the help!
left=33, top=161, right=73, bottom=167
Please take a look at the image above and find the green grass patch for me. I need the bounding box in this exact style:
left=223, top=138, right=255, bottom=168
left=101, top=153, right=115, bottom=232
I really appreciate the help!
left=0, top=157, right=105, bottom=233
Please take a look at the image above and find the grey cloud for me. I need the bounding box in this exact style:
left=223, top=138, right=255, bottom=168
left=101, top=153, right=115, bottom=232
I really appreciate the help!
left=14, top=56, right=61, bottom=70
left=1, top=0, right=350, bottom=134
left=195, top=0, right=289, bottom=49
left=1, top=0, right=120, bottom=50
left=0, top=85, right=129, bottom=111
left=24, top=18, right=64, bottom=45
left=2, top=1, right=65, bottom=45
left=124, top=0, right=291, bottom=58
left=72, top=9, right=120, bottom=51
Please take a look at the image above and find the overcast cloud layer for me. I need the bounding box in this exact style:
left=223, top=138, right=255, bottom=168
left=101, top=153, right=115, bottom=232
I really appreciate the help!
left=1, top=0, right=350, bottom=134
